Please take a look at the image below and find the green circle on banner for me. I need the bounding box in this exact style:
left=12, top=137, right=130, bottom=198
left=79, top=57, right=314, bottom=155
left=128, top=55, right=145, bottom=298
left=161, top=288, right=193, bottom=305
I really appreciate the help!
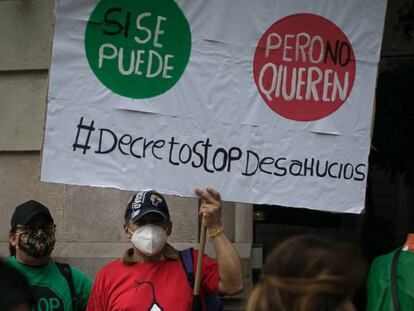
left=85, top=0, right=191, bottom=99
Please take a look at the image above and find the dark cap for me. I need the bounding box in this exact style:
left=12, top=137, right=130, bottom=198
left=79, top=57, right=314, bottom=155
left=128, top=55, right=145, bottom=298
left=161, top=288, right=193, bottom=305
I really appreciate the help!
left=11, top=200, right=54, bottom=229
left=125, top=190, right=170, bottom=223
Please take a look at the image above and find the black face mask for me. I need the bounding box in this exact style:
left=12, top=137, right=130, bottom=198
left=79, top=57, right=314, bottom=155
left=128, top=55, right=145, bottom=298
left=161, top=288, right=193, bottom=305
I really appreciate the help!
left=18, top=227, right=56, bottom=259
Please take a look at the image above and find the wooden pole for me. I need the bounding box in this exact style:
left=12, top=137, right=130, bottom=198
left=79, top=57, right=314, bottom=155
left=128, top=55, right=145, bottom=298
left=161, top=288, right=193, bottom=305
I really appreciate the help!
left=194, top=219, right=207, bottom=295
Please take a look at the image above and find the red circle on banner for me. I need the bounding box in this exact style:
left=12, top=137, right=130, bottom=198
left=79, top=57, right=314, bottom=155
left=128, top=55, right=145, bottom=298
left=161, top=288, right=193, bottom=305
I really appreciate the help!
left=253, top=14, right=356, bottom=121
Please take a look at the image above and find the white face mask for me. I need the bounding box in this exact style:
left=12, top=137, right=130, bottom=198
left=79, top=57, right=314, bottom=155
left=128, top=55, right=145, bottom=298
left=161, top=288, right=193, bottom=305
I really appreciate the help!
left=129, top=224, right=168, bottom=256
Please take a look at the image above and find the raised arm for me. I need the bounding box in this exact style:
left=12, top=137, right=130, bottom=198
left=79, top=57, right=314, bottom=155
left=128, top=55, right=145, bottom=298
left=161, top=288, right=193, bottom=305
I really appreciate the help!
left=195, top=187, right=244, bottom=295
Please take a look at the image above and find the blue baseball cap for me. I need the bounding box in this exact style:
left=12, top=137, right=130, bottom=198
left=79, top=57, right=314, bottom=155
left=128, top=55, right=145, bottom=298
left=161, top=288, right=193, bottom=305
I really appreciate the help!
left=125, top=190, right=170, bottom=223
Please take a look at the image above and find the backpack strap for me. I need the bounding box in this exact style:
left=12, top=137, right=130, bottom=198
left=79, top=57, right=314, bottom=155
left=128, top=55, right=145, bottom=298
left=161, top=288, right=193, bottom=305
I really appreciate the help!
left=391, top=248, right=402, bottom=311
left=179, top=248, right=224, bottom=311
left=179, top=248, right=195, bottom=288
left=55, top=262, right=78, bottom=311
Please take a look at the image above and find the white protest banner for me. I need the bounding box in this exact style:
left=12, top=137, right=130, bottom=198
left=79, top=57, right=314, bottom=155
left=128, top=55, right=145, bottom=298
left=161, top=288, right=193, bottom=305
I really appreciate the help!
left=41, top=0, right=387, bottom=213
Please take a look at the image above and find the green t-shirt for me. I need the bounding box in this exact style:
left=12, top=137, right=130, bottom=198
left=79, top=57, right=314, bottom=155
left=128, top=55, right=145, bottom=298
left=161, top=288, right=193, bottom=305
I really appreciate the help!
left=8, top=256, right=92, bottom=311
left=367, top=248, right=414, bottom=311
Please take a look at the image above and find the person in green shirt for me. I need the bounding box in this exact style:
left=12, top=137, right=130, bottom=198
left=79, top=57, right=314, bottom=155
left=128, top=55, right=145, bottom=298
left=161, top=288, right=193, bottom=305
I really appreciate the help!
left=367, top=242, right=414, bottom=311
left=8, top=200, right=92, bottom=311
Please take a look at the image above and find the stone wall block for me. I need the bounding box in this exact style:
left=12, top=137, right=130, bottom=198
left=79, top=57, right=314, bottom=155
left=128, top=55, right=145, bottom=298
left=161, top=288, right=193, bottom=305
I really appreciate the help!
left=0, top=0, right=54, bottom=71
left=0, top=153, right=64, bottom=241
left=62, top=185, right=132, bottom=242
left=165, top=195, right=198, bottom=243
left=0, top=72, right=48, bottom=151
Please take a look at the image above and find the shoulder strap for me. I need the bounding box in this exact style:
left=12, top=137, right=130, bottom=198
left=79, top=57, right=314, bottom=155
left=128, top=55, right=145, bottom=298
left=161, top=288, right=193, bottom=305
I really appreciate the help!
left=179, top=248, right=195, bottom=288
left=179, top=249, right=223, bottom=311
left=55, top=262, right=78, bottom=311
left=391, top=248, right=402, bottom=311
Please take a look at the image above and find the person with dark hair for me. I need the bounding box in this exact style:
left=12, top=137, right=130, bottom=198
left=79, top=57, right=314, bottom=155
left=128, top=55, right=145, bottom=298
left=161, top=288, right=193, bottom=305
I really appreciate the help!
left=8, top=200, right=92, bottom=311
left=0, top=258, right=34, bottom=311
left=246, top=235, right=367, bottom=311
left=86, top=188, right=244, bottom=311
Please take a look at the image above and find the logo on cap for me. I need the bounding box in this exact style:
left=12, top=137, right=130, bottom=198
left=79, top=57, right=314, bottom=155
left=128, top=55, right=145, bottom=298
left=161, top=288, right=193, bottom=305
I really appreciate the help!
left=150, top=194, right=163, bottom=207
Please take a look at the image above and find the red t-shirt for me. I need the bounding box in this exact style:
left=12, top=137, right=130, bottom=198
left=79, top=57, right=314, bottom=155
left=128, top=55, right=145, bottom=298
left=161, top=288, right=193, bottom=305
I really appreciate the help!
left=86, top=249, right=219, bottom=311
